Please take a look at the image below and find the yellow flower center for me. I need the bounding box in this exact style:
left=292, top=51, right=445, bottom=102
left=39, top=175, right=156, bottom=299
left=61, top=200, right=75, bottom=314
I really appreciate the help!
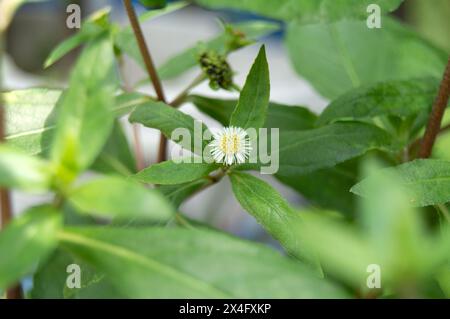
left=220, top=134, right=239, bottom=155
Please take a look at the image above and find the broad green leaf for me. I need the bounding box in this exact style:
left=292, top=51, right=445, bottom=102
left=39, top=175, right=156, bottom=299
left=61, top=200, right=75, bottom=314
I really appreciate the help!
left=31, top=249, right=123, bottom=299
left=229, top=46, right=270, bottom=130
left=158, top=179, right=211, bottom=208
left=2, top=89, right=147, bottom=156
left=92, top=121, right=137, bottom=176
left=286, top=17, right=448, bottom=99
left=68, top=176, right=175, bottom=221
left=190, top=95, right=317, bottom=130
left=194, top=0, right=403, bottom=23
left=276, top=161, right=358, bottom=216
left=158, top=21, right=279, bottom=80
left=133, top=161, right=219, bottom=185
left=2, top=88, right=60, bottom=155
left=129, top=100, right=210, bottom=155
left=59, top=227, right=348, bottom=298
left=0, top=145, right=52, bottom=191
left=276, top=122, right=394, bottom=177
left=114, top=2, right=188, bottom=68
left=318, top=78, right=445, bottom=125
left=229, top=171, right=317, bottom=267
left=0, top=205, right=61, bottom=290
left=352, top=159, right=450, bottom=207
left=50, top=36, right=118, bottom=182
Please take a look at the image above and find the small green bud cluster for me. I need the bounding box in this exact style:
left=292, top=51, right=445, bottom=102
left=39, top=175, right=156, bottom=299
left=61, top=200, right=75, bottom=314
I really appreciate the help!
left=198, top=51, right=233, bottom=91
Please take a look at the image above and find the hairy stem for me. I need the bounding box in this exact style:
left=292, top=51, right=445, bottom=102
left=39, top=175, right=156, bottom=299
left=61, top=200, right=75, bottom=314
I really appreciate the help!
left=123, top=0, right=168, bottom=163
left=418, top=57, right=450, bottom=158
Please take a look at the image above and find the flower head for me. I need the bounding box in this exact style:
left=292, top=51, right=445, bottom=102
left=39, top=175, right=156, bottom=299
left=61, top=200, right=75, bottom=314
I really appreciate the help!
left=209, top=126, right=252, bottom=166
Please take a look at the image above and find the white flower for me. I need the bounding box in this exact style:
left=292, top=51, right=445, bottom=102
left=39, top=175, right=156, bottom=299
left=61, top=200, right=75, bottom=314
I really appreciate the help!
left=209, top=126, right=252, bottom=165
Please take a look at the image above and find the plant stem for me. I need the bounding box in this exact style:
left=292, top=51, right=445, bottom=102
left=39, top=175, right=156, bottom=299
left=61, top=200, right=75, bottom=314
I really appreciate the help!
left=170, top=73, right=206, bottom=108
left=186, top=167, right=229, bottom=201
left=418, top=57, right=450, bottom=158
left=0, top=42, right=23, bottom=300
left=123, top=0, right=168, bottom=163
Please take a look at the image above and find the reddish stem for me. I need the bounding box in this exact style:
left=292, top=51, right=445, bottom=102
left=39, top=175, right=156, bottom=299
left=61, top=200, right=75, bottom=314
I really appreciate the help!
left=123, top=0, right=168, bottom=163
left=419, top=57, right=450, bottom=158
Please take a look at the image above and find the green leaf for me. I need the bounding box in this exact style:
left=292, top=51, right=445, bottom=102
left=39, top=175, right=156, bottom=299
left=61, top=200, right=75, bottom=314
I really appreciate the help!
left=353, top=160, right=445, bottom=283
left=0, top=145, right=52, bottom=191
left=190, top=95, right=317, bottom=131
left=276, top=161, right=358, bottom=216
left=286, top=17, right=448, bottom=99
left=59, top=227, right=348, bottom=298
left=31, top=249, right=123, bottom=299
left=50, top=36, right=118, bottom=181
left=437, top=266, right=450, bottom=298
left=92, top=121, right=136, bottom=176
left=229, top=171, right=318, bottom=267
left=229, top=46, right=270, bottom=130
left=296, top=212, right=375, bottom=288
left=129, top=100, right=210, bottom=155
left=67, top=176, right=175, bottom=221
left=318, top=78, right=445, bottom=125
left=0, top=205, right=61, bottom=290
left=158, top=179, right=211, bottom=208
left=194, top=0, right=403, bottom=23
left=352, top=159, right=450, bottom=207
left=44, top=24, right=105, bottom=68
left=113, top=92, right=150, bottom=117
left=114, top=2, right=188, bottom=68
left=158, top=21, right=279, bottom=80
left=133, top=161, right=219, bottom=185
left=189, top=95, right=235, bottom=126
left=2, top=88, right=60, bottom=155
left=138, top=0, right=166, bottom=8
left=1, top=89, right=146, bottom=156
left=276, top=122, right=394, bottom=177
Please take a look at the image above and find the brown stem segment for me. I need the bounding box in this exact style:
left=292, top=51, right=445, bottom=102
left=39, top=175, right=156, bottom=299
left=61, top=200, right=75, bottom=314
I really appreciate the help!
left=123, top=0, right=168, bottom=162
left=419, top=57, right=450, bottom=158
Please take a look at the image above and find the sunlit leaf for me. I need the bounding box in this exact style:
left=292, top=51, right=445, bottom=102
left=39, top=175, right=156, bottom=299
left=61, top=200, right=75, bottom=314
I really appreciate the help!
left=0, top=145, right=52, bottom=191
left=50, top=36, right=118, bottom=182
left=68, top=176, right=175, bottom=221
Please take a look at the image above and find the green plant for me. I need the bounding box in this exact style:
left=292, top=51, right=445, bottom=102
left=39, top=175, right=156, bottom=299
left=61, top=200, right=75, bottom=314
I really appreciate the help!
left=0, top=0, right=449, bottom=299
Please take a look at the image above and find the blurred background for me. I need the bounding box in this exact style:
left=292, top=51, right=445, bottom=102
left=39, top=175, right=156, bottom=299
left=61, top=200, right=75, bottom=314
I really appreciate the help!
left=3, top=0, right=450, bottom=244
